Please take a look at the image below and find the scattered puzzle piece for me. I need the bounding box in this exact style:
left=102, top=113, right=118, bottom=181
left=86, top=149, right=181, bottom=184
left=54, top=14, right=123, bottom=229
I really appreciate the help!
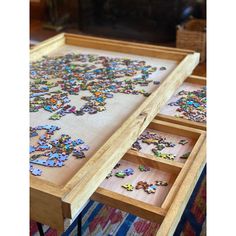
left=138, top=165, right=150, bottom=172
left=122, top=183, right=134, bottom=191
left=179, top=139, right=188, bottom=145
left=115, top=171, right=126, bottom=178
left=180, top=152, right=191, bottom=159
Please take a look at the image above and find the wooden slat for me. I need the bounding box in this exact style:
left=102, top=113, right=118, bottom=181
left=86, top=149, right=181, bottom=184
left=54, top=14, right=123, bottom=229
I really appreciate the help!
left=161, top=134, right=206, bottom=210
left=92, top=188, right=167, bottom=223
left=186, top=75, right=207, bottom=84
left=149, top=119, right=203, bottom=139
left=30, top=33, right=65, bottom=61
left=125, top=150, right=183, bottom=175
left=157, top=141, right=206, bottom=236
left=65, top=35, right=187, bottom=61
left=65, top=33, right=195, bottom=54
left=156, top=114, right=206, bottom=131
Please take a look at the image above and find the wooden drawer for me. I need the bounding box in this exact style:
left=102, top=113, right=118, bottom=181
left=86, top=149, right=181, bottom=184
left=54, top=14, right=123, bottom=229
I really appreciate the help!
left=157, top=75, right=206, bottom=130
left=30, top=33, right=200, bottom=232
left=92, top=119, right=206, bottom=235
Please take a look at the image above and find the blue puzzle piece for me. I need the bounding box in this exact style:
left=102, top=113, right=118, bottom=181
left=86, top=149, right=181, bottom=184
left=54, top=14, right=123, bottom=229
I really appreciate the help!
left=48, top=152, right=59, bottom=159
left=123, top=168, right=134, bottom=176
left=30, top=131, right=38, bottom=137
left=80, top=144, right=89, bottom=151
left=58, top=154, right=68, bottom=161
left=44, top=105, right=53, bottom=112
left=75, top=139, right=84, bottom=145
left=31, top=168, right=42, bottom=176
left=30, top=146, right=35, bottom=154
left=46, top=160, right=55, bottom=167
left=37, top=144, right=52, bottom=150
left=38, top=140, right=46, bottom=145
left=55, top=161, right=64, bottom=167
left=30, top=159, right=47, bottom=165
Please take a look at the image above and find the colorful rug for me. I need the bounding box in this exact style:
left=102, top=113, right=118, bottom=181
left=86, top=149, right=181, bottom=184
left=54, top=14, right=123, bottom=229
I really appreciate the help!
left=30, top=166, right=206, bottom=236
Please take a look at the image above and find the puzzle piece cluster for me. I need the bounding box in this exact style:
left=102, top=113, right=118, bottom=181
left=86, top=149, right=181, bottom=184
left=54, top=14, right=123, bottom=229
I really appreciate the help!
left=136, top=180, right=168, bottom=194
left=29, top=125, right=89, bottom=176
left=115, top=168, right=134, bottom=178
left=132, top=130, right=176, bottom=152
left=30, top=53, right=167, bottom=120
left=168, top=87, right=206, bottom=123
left=152, top=149, right=176, bottom=161
left=104, top=162, right=168, bottom=194
left=131, top=130, right=191, bottom=161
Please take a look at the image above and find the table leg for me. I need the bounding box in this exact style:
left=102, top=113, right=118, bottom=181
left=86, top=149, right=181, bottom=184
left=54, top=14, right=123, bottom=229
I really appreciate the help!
left=36, top=222, right=45, bottom=236
left=77, top=212, right=82, bottom=236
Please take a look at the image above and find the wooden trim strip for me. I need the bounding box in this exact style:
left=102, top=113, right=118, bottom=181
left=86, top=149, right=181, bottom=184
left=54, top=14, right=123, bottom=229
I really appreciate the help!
left=156, top=114, right=206, bottom=131
left=30, top=33, right=65, bottom=61
left=65, top=35, right=187, bottom=61
left=149, top=119, right=203, bottom=139
left=161, top=135, right=206, bottom=210
left=157, top=141, right=206, bottom=236
left=64, top=33, right=195, bottom=54
left=186, top=75, right=207, bottom=85
left=125, top=150, right=183, bottom=175
left=92, top=187, right=167, bottom=224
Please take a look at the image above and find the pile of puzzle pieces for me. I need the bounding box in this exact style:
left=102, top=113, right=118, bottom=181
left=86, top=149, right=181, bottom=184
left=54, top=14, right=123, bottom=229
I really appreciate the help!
left=132, top=130, right=176, bottom=152
left=168, top=87, right=206, bottom=123
left=29, top=125, right=89, bottom=176
left=131, top=130, right=177, bottom=160
left=30, top=53, right=166, bottom=120
left=131, top=130, right=191, bottom=161
left=121, top=180, right=168, bottom=194
left=105, top=162, right=168, bottom=194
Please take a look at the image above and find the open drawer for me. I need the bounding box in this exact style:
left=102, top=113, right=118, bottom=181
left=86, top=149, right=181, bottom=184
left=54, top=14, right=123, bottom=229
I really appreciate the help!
left=92, top=119, right=206, bottom=234
left=157, top=75, right=206, bottom=131
left=30, top=33, right=200, bottom=233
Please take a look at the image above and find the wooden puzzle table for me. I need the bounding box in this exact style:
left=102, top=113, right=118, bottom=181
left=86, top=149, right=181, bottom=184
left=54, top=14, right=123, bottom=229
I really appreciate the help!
left=30, top=33, right=201, bottom=234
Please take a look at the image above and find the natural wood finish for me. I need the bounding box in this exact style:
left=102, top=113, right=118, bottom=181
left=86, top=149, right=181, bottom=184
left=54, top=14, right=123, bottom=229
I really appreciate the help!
left=157, top=141, right=206, bottom=236
left=30, top=33, right=200, bottom=231
left=65, top=35, right=187, bottom=61
left=149, top=119, right=202, bottom=139
left=161, top=131, right=205, bottom=210
left=30, top=33, right=66, bottom=61
left=125, top=150, right=183, bottom=175
left=186, top=75, right=206, bottom=84
left=30, top=188, right=64, bottom=232
left=92, top=120, right=205, bottom=225
left=156, top=75, right=206, bottom=131
left=157, top=114, right=206, bottom=131
left=64, top=33, right=195, bottom=55
left=92, top=188, right=167, bottom=223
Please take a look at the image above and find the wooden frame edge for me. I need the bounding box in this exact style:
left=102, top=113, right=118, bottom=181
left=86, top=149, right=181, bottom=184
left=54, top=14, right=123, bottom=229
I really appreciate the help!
left=92, top=187, right=167, bottom=223
left=157, top=141, right=206, bottom=236
left=161, top=134, right=206, bottom=210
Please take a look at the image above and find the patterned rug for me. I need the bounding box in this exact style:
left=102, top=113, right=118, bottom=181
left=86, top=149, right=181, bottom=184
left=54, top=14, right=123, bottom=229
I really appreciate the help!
left=30, top=166, right=206, bottom=236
